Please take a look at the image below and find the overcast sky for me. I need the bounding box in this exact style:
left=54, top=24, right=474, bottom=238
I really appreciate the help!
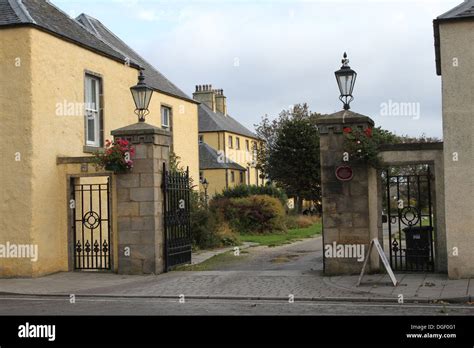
left=54, top=0, right=462, bottom=138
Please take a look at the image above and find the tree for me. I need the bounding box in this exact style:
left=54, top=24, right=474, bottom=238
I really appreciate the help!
left=255, top=104, right=321, bottom=213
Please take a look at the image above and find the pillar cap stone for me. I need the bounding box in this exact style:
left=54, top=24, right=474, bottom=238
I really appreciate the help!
left=315, top=110, right=374, bottom=126
left=111, top=122, right=170, bottom=137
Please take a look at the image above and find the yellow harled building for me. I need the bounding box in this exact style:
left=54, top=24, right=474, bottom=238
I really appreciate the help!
left=193, top=85, right=264, bottom=197
left=0, top=0, right=199, bottom=277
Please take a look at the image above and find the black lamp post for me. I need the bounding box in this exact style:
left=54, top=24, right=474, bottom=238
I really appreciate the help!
left=202, top=178, right=209, bottom=207
left=130, top=70, right=154, bottom=122
left=334, top=52, right=357, bottom=110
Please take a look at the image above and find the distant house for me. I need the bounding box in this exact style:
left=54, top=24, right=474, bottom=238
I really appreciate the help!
left=0, top=0, right=198, bottom=277
left=193, top=85, right=264, bottom=196
left=433, top=0, right=474, bottom=278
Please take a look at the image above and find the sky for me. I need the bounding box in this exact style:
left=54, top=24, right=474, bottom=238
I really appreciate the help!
left=53, top=0, right=462, bottom=138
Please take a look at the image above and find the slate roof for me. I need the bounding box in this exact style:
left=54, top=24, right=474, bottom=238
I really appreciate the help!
left=0, top=0, right=131, bottom=64
left=433, top=0, right=474, bottom=76
left=199, top=103, right=257, bottom=139
left=437, top=0, right=474, bottom=19
left=0, top=0, right=24, bottom=25
left=76, top=14, right=194, bottom=102
left=0, top=0, right=195, bottom=102
left=199, top=142, right=246, bottom=170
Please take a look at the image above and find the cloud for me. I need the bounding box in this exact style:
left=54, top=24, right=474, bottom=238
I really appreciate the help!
left=55, top=0, right=462, bottom=137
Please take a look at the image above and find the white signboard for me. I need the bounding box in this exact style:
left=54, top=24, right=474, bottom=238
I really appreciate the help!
left=357, top=238, right=397, bottom=287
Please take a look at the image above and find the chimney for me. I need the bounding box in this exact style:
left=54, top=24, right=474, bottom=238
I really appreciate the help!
left=193, top=84, right=216, bottom=112
left=215, top=89, right=227, bottom=115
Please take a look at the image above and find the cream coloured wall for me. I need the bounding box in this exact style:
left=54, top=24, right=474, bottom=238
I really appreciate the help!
left=0, top=28, right=35, bottom=277
left=439, top=21, right=474, bottom=279
left=200, top=169, right=226, bottom=197
left=156, top=96, right=199, bottom=184
left=0, top=27, right=198, bottom=277
left=224, top=132, right=260, bottom=185
left=199, top=130, right=264, bottom=196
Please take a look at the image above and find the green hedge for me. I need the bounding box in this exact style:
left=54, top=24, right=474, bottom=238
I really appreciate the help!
left=214, top=184, right=288, bottom=206
left=212, top=195, right=286, bottom=234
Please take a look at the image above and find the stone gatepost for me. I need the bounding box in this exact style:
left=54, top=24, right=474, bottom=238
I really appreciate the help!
left=316, top=110, right=381, bottom=275
left=111, top=123, right=170, bottom=275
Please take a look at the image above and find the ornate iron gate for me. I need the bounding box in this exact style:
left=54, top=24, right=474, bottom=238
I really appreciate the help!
left=163, top=164, right=192, bottom=271
left=72, top=178, right=111, bottom=270
left=385, top=168, right=435, bottom=272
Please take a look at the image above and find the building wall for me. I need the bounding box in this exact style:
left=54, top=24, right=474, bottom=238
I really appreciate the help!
left=0, top=28, right=35, bottom=277
left=200, top=169, right=226, bottom=197
left=0, top=27, right=198, bottom=277
left=199, top=131, right=263, bottom=196
left=439, top=21, right=474, bottom=279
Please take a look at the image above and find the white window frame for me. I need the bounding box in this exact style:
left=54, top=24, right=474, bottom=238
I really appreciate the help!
left=85, top=75, right=101, bottom=147
left=161, top=106, right=171, bottom=130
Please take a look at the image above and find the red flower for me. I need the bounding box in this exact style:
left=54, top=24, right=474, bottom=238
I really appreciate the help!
left=343, top=127, right=352, bottom=134
left=364, top=127, right=372, bottom=137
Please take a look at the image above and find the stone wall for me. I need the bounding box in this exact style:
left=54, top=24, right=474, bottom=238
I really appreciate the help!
left=112, top=123, right=170, bottom=274
left=317, top=110, right=379, bottom=275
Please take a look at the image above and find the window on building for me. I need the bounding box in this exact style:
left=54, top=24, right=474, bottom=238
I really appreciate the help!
left=85, top=74, right=102, bottom=147
left=230, top=171, right=235, bottom=183
left=199, top=171, right=204, bottom=182
left=161, top=106, right=171, bottom=130
left=239, top=171, right=244, bottom=184
left=246, top=140, right=250, bottom=151
left=252, top=142, right=258, bottom=161
left=228, top=135, right=233, bottom=148
left=236, top=137, right=240, bottom=149
left=198, top=135, right=204, bottom=143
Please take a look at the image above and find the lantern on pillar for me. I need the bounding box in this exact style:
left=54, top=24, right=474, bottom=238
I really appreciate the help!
left=130, top=70, right=154, bottom=122
left=334, top=52, right=357, bottom=110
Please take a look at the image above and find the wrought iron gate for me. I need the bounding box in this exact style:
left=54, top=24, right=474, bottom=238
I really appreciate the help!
left=385, top=168, right=435, bottom=272
left=72, top=178, right=111, bottom=270
left=163, top=164, right=192, bottom=271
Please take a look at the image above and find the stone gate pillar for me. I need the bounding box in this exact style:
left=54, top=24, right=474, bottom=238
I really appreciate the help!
left=111, top=123, right=170, bottom=275
left=316, top=110, right=381, bottom=275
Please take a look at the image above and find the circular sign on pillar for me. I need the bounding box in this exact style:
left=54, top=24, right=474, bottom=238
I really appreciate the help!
left=335, top=165, right=353, bottom=181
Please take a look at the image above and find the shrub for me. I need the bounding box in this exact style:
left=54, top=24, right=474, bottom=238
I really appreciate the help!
left=211, top=195, right=286, bottom=234
left=190, top=207, right=220, bottom=249
left=190, top=191, right=238, bottom=250
left=285, top=215, right=320, bottom=230
left=215, top=185, right=288, bottom=206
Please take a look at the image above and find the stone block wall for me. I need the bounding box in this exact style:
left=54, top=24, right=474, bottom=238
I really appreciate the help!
left=111, top=123, right=170, bottom=274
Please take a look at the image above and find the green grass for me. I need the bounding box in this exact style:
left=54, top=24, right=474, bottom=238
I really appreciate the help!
left=238, top=222, right=322, bottom=247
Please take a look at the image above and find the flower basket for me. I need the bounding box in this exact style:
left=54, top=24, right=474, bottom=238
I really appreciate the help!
left=343, top=126, right=380, bottom=167
left=105, top=163, right=128, bottom=173
left=93, top=139, right=135, bottom=173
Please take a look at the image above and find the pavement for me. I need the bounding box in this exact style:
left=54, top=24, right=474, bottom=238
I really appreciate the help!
left=0, top=237, right=473, bottom=306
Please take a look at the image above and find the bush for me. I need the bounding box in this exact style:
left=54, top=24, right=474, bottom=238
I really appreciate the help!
left=212, top=195, right=286, bottom=234
left=190, top=207, right=220, bottom=249
left=189, top=189, right=235, bottom=249
left=285, top=215, right=320, bottom=230
left=215, top=185, right=288, bottom=206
